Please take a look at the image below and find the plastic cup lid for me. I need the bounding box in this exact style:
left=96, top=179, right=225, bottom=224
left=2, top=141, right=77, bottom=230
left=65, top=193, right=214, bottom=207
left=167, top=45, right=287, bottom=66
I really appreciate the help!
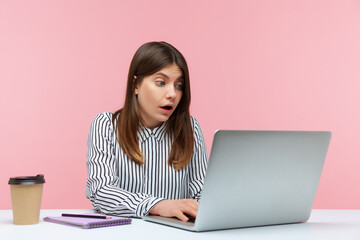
left=8, top=174, right=45, bottom=185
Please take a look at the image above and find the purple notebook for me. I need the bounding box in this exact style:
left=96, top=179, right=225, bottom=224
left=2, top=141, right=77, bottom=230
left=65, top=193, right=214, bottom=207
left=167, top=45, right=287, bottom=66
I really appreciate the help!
left=44, top=213, right=132, bottom=229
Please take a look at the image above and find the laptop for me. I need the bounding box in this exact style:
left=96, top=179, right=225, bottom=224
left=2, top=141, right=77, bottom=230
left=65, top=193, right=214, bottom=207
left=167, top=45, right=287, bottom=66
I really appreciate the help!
left=143, top=130, right=331, bottom=232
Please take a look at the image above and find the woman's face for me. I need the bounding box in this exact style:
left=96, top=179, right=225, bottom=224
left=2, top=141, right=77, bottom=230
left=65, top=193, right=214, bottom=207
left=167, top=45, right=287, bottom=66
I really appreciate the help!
left=135, top=63, right=184, bottom=129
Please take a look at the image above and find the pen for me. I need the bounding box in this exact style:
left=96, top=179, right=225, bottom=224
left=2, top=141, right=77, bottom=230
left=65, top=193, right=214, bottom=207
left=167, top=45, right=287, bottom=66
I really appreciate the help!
left=61, top=213, right=111, bottom=219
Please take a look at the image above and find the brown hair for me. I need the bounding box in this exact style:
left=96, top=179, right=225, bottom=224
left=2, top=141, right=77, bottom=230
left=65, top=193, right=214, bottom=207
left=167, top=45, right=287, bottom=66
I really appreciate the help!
left=112, top=41, right=194, bottom=170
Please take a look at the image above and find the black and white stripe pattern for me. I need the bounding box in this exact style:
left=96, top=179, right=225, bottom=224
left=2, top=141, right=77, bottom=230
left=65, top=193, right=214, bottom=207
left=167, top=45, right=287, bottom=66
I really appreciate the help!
left=86, top=112, right=208, bottom=218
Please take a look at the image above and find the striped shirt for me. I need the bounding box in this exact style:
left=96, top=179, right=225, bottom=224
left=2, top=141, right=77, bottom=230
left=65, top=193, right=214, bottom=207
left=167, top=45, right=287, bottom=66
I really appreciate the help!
left=86, top=112, right=208, bottom=218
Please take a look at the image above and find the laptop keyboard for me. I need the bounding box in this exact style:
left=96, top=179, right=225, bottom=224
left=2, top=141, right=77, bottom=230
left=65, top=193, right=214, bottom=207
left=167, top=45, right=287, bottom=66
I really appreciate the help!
left=188, top=217, right=196, bottom=223
left=185, top=214, right=196, bottom=223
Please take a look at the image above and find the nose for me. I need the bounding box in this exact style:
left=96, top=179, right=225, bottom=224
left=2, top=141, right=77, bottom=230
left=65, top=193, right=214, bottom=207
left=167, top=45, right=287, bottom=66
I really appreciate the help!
left=165, top=85, right=177, bottom=99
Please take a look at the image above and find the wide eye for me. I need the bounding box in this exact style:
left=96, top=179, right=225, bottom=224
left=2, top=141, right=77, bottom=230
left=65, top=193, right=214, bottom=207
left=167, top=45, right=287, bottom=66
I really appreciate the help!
left=176, top=82, right=184, bottom=90
left=155, top=80, right=165, bottom=86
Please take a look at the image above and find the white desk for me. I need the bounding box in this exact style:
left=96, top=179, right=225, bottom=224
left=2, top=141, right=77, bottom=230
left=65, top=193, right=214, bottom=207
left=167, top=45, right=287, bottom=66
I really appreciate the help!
left=1, top=209, right=360, bottom=240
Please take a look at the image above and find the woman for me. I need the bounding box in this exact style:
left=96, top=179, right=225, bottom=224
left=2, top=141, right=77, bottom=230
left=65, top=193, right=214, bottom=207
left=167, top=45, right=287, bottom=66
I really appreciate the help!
left=86, top=41, right=208, bottom=222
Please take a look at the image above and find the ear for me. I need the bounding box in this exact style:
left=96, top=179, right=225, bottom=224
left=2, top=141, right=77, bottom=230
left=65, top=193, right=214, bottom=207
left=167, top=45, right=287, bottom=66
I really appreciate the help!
left=133, top=76, right=138, bottom=95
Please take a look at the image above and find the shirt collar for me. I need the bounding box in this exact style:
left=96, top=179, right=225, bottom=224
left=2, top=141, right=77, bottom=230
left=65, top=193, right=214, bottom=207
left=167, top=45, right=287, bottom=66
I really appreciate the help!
left=138, top=121, right=168, bottom=142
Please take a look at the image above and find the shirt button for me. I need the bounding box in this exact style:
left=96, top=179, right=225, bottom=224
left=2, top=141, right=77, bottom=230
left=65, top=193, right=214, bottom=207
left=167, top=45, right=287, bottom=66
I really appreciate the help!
left=151, top=132, right=154, bottom=136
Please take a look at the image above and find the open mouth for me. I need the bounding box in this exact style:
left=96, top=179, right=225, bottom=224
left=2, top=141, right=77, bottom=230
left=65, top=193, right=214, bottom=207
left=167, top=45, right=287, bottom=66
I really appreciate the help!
left=161, top=105, right=173, bottom=111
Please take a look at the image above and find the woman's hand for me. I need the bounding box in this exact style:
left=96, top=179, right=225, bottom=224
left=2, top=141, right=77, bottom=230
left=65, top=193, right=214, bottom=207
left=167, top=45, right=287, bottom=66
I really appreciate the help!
left=149, top=199, right=199, bottom=222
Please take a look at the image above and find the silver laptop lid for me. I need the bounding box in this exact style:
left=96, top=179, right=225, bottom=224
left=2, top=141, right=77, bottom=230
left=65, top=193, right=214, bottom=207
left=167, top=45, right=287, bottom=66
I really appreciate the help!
left=194, top=130, right=331, bottom=231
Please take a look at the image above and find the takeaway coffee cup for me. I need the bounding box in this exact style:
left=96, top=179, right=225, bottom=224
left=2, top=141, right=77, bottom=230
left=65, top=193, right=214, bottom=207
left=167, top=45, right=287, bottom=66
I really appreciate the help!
left=8, top=174, right=45, bottom=225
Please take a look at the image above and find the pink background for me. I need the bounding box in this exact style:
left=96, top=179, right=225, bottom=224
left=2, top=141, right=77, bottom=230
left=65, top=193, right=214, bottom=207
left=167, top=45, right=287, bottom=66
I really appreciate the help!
left=1, top=0, right=359, bottom=210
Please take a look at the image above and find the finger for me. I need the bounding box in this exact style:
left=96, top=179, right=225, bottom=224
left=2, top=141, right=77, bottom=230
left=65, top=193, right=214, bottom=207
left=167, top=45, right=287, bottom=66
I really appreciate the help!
left=183, top=208, right=197, bottom=218
left=183, top=199, right=199, bottom=209
left=188, top=200, right=199, bottom=212
left=176, top=211, right=189, bottom=222
left=182, top=204, right=198, bottom=218
left=192, top=200, right=199, bottom=209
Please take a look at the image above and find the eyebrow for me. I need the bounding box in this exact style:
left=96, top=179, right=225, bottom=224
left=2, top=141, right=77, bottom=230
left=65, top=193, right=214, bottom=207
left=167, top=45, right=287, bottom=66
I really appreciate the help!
left=154, top=72, right=183, bottom=81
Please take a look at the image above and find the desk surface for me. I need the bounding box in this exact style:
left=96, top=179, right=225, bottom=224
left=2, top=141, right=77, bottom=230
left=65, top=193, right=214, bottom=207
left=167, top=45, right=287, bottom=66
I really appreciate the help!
left=1, top=209, right=360, bottom=240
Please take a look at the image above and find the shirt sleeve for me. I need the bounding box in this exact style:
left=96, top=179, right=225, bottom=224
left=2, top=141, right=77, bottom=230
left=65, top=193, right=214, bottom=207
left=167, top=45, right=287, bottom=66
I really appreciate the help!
left=86, top=113, right=164, bottom=218
left=188, top=117, right=209, bottom=201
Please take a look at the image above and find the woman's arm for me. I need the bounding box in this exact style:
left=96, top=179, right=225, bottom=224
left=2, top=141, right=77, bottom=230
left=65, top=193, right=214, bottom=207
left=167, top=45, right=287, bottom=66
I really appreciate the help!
left=149, top=117, right=209, bottom=222
left=86, top=113, right=164, bottom=217
left=188, top=117, right=209, bottom=201
left=149, top=198, right=199, bottom=222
